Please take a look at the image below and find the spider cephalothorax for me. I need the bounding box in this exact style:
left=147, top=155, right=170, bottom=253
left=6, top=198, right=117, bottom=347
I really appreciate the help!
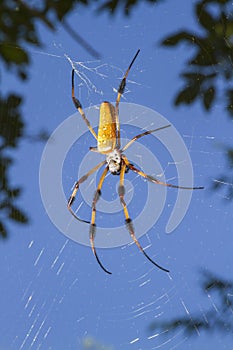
left=106, top=149, right=122, bottom=175
left=68, top=49, right=204, bottom=275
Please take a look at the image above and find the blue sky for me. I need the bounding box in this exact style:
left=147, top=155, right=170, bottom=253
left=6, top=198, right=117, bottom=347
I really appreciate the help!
left=1, top=1, right=233, bottom=349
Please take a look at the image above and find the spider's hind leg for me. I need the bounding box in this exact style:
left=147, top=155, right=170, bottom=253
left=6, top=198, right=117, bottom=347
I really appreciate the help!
left=89, top=166, right=112, bottom=275
left=118, top=160, right=169, bottom=273
left=67, top=160, right=106, bottom=223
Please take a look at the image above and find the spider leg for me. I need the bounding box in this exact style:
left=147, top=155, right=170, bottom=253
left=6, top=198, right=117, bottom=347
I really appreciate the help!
left=89, top=147, right=99, bottom=152
left=67, top=160, right=106, bottom=223
left=118, top=160, right=169, bottom=272
left=122, top=155, right=204, bottom=190
left=72, top=69, right=98, bottom=140
left=122, top=124, right=171, bottom=152
left=89, top=166, right=112, bottom=275
left=115, top=49, right=140, bottom=149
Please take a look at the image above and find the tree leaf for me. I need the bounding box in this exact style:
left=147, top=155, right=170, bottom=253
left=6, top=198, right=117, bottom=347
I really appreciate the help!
left=8, top=206, right=28, bottom=224
left=203, top=86, right=215, bottom=110
left=226, top=89, right=233, bottom=118
left=175, top=84, right=200, bottom=106
left=0, top=43, right=29, bottom=65
left=7, top=188, right=21, bottom=198
left=227, top=149, right=233, bottom=168
left=161, top=31, right=198, bottom=46
left=0, top=94, right=24, bottom=147
left=196, top=3, right=216, bottom=31
left=190, top=48, right=217, bottom=66
left=0, top=221, right=7, bottom=238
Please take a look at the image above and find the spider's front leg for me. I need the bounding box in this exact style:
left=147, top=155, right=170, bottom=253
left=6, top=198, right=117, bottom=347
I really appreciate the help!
left=118, top=160, right=169, bottom=273
left=115, top=49, right=140, bottom=148
left=72, top=69, right=98, bottom=140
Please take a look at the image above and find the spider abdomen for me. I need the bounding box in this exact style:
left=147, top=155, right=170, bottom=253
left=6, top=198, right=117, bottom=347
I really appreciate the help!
left=97, top=102, right=116, bottom=153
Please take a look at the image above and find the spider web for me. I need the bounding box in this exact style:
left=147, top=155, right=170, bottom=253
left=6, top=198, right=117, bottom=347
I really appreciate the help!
left=1, top=3, right=233, bottom=350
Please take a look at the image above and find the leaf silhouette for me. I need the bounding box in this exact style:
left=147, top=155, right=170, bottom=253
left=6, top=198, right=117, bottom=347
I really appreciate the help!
left=8, top=206, right=28, bottom=224
left=161, top=0, right=233, bottom=116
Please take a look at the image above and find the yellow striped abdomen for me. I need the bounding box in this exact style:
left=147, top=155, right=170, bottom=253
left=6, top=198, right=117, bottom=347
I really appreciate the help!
left=97, top=102, right=116, bottom=153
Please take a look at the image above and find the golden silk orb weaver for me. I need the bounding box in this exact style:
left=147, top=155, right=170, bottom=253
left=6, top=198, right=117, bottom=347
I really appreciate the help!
left=68, top=49, right=204, bottom=275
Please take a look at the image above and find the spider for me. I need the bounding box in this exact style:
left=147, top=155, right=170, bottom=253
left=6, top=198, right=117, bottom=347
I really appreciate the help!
left=68, top=49, right=204, bottom=275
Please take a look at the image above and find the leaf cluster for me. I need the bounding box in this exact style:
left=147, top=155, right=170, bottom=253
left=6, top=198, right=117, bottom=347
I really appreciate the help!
left=149, top=270, right=233, bottom=337
left=96, top=0, right=162, bottom=16
left=0, top=0, right=93, bottom=238
left=162, top=0, right=233, bottom=117
left=213, top=147, right=233, bottom=199
left=0, top=94, right=28, bottom=238
left=0, top=0, right=162, bottom=79
left=0, top=0, right=83, bottom=79
left=0, top=0, right=165, bottom=238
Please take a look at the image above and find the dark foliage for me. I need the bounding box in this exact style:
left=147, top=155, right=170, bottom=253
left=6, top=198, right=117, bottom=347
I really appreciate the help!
left=0, top=0, right=164, bottom=239
left=161, top=0, right=233, bottom=198
left=161, top=0, right=233, bottom=116
left=0, top=94, right=28, bottom=237
left=0, top=0, right=99, bottom=80
left=212, top=147, right=233, bottom=199
left=149, top=270, right=233, bottom=337
left=96, top=0, right=162, bottom=16
left=1, top=0, right=232, bottom=237
left=0, top=0, right=95, bottom=238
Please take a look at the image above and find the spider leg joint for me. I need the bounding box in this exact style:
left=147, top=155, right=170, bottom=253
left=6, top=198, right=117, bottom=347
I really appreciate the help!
left=118, top=184, right=125, bottom=197
left=68, top=195, right=75, bottom=206
left=72, top=96, right=82, bottom=109
left=125, top=218, right=134, bottom=233
left=93, top=189, right=101, bottom=205
left=89, top=223, right=96, bottom=239
left=118, top=78, right=126, bottom=95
